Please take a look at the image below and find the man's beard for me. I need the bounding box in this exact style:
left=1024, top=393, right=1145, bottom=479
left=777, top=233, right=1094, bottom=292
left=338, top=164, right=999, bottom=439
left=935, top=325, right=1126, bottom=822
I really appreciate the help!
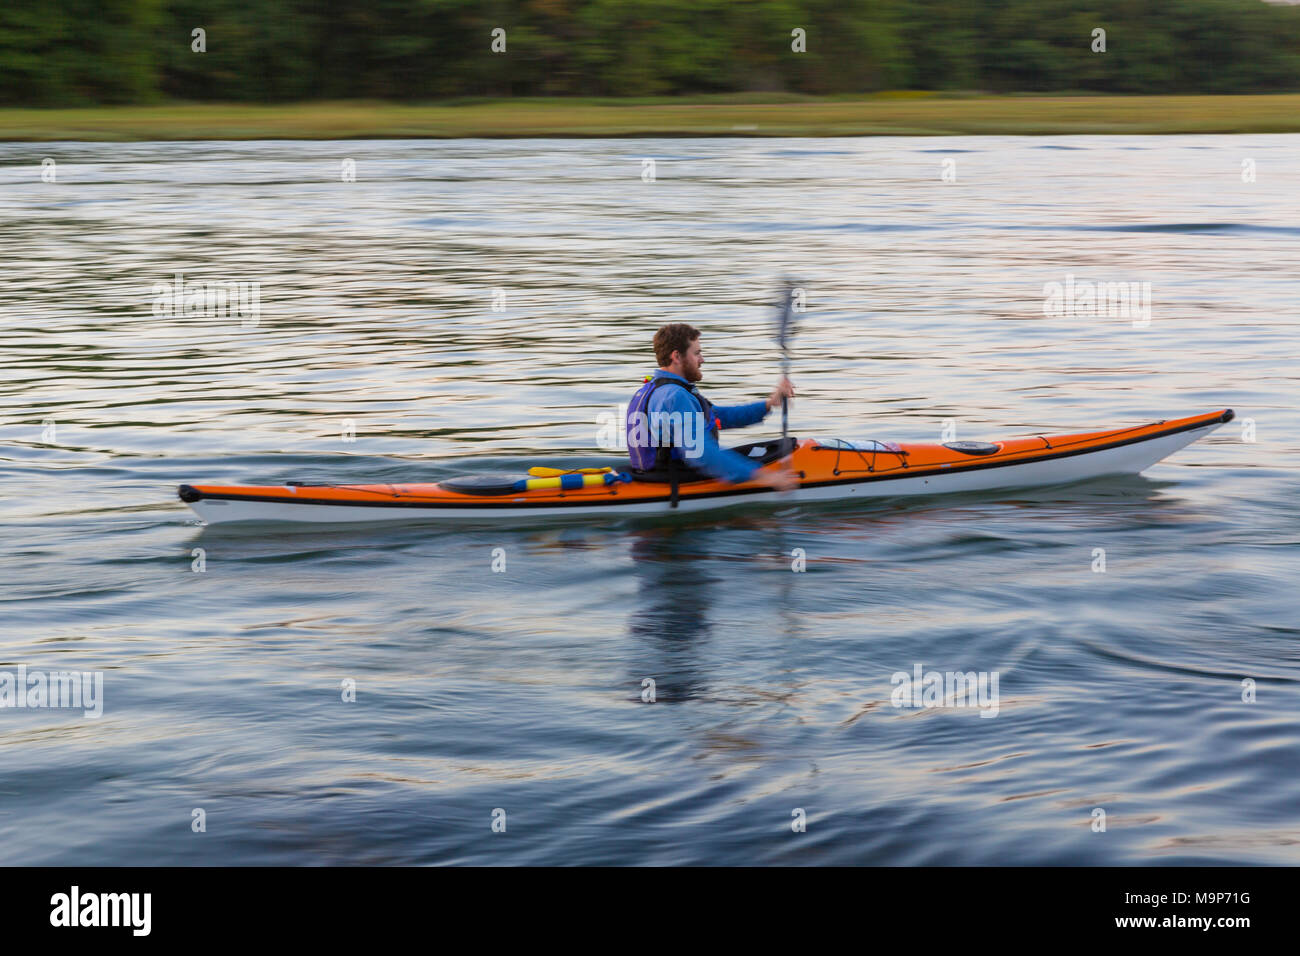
left=684, top=360, right=703, bottom=382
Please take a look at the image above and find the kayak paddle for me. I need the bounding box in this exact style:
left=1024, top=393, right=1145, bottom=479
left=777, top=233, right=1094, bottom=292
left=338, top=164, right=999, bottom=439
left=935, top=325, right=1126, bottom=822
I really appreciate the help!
left=776, top=280, right=800, bottom=439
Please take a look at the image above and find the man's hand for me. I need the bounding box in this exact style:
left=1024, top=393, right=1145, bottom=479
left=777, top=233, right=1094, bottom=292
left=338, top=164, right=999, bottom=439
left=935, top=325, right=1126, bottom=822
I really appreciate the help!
left=752, top=464, right=798, bottom=493
left=766, top=377, right=795, bottom=411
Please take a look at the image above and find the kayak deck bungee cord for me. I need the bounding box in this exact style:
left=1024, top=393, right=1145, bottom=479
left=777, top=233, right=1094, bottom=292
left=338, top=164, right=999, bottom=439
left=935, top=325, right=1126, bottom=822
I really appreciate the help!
left=177, top=408, right=1233, bottom=525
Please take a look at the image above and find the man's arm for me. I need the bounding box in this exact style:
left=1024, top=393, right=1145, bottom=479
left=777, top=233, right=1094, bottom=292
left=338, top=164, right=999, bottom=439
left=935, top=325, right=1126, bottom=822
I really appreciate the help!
left=691, top=432, right=764, bottom=483
left=712, top=400, right=769, bottom=430
left=693, top=429, right=797, bottom=489
left=715, top=379, right=794, bottom=430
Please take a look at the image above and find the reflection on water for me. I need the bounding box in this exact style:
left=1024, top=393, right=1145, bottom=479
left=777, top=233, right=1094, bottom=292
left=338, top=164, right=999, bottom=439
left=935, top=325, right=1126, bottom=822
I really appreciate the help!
left=626, top=524, right=726, bottom=703
left=1, top=135, right=1298, bottom=864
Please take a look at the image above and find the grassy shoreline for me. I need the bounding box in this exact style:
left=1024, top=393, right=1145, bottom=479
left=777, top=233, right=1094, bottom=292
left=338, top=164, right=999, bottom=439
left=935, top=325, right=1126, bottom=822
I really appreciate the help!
left=3, top=94, right=1300, bottom=141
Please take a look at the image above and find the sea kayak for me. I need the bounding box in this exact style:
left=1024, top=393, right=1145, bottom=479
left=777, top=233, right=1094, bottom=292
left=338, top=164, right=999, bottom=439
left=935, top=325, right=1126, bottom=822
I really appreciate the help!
left=178, top=408, right=1232, bottom=525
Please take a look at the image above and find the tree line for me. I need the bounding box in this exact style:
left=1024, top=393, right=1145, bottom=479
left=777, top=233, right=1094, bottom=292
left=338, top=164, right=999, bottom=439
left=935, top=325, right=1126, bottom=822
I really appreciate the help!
left=4, top=0, right=1299, bottom=106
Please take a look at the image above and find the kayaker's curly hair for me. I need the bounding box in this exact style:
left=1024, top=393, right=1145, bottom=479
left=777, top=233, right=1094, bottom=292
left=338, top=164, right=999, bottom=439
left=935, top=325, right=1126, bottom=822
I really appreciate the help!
left=654, top=323, right=700, bottom=367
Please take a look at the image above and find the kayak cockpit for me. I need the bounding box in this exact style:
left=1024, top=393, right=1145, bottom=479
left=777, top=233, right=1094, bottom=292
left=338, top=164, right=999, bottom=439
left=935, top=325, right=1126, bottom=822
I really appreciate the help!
left=627, top=435, right=800, bottom=484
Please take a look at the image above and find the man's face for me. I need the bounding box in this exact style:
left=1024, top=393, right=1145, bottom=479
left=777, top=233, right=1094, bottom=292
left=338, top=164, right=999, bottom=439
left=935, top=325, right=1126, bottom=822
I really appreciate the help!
left=680, top=337, right=703, bottom=382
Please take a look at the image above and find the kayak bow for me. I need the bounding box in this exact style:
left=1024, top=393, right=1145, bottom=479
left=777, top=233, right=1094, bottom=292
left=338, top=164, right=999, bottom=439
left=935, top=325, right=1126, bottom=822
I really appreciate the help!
left=178, top=408, right=1232, bottom=525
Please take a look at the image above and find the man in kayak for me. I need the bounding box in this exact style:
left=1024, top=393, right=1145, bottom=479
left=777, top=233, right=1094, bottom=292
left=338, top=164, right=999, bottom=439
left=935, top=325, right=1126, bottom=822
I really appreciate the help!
left=627, top=323, right=797, bottom=491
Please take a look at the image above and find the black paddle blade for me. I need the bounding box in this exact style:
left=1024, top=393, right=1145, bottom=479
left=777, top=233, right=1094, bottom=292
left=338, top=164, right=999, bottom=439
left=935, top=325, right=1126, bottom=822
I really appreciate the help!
left=439, top=473, right=524, bottom=496
left=775, top=279, right=801, bottom=354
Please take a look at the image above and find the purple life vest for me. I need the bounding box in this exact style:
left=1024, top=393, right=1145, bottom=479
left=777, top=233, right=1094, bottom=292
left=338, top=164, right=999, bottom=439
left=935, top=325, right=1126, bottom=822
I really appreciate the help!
left=626, top=375, right=720, bottom=471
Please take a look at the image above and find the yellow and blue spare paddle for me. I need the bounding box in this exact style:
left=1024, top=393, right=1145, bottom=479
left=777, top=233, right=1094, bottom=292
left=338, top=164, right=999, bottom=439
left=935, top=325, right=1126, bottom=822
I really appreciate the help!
left=521, top=471, right=629, bottom=491
left=526, top=466, right=614, bottom=477
left=439, top=470, right=631, bottom=496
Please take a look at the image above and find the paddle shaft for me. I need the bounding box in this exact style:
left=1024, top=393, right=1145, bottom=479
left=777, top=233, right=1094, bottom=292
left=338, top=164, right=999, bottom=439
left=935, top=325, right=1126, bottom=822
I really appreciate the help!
left=781, top=352, right=789, bottom=439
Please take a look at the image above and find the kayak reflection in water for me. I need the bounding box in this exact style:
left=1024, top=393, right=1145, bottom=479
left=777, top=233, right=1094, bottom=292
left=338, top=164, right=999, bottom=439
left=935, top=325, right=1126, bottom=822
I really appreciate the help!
left=625, top=323, right=798, bottom=491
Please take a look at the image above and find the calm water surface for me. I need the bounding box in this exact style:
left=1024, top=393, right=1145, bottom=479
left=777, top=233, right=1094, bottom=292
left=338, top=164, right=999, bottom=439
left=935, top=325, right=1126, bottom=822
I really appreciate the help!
left=0, top=136, right=1297, bottom=864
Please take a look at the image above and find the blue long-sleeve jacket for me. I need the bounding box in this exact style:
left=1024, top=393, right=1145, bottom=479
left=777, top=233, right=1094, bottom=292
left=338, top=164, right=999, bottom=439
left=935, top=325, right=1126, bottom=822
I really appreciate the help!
left=637, top=370, right=771, bottom=483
